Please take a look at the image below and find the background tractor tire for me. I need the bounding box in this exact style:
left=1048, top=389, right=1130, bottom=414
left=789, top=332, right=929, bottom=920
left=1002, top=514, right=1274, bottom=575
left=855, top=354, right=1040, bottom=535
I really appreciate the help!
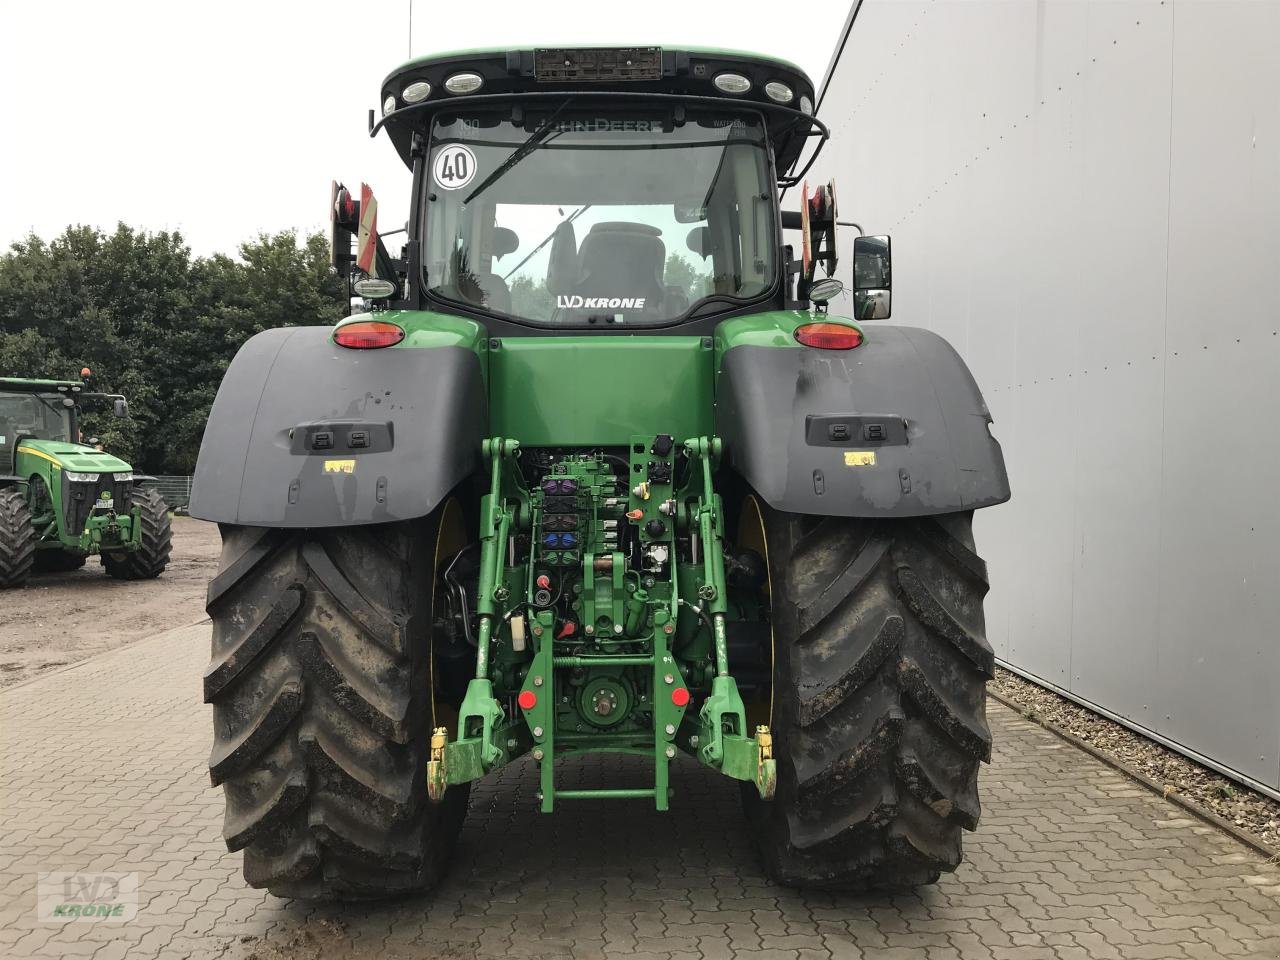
left=34, top=549, right=87, bottom=573
left=0, top=487, right=36, bottom=588
left=205, top=508, right=470, bottom=900
left=102, top=487, right=172, bottom=580
left=742, top=499, right=994, bottom=890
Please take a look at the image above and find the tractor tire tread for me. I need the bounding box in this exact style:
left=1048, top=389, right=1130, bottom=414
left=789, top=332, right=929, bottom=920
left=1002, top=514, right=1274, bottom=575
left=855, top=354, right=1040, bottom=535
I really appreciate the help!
left=206, top=518, right=467, bottom=900
left=748, top=508, right=993, bottom=891
left=0, top=488, right=36, bottom=588
left=102, top=487, right=172, bottom=580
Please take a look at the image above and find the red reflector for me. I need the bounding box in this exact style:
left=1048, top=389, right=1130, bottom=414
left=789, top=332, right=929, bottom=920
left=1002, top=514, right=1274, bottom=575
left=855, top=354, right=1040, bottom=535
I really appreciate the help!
left=671, top=687, right=690, bottom=707
left=794, top=322, right=863, bottom=350
left=333, top=320, right=405, bottom=349
left=518, top=690, right=537, bottom=710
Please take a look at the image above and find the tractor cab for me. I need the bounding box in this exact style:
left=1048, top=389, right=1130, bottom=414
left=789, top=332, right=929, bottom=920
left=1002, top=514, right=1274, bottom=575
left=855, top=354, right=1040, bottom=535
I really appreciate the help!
left=0, top=386, right=74, bottom=470
left=330, top=46, right=893, bottom=331
left=0, top=377, right=85, bottom=476
left=0, top=375, right=128, bottom=473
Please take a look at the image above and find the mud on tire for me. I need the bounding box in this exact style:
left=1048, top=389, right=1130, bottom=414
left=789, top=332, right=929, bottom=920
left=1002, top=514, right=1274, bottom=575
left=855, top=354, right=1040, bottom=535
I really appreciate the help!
left=0, top=487, right=36, bottom=588
left=744, top=501, right=994, bottom=889
left=102, top=487, right=172, bottom=580
left=205, top=512, right=469, bottom=899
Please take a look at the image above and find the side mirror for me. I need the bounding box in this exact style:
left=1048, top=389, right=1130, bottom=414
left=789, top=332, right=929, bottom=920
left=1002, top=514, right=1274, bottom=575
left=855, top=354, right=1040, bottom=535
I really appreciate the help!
left=113, top=398, right=129, bottom=418
left=852, top=235, right=892, bottom=320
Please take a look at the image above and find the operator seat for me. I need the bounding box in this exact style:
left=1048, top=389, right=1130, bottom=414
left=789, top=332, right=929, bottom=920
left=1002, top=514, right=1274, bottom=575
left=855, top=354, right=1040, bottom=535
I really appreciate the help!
left=686, top=226, right=711, bottom=259
left=546, top=220, right=579, bottom=298
left=471, top=226, right=519, bottom=314
left=573, top=222, right=666, bottom=312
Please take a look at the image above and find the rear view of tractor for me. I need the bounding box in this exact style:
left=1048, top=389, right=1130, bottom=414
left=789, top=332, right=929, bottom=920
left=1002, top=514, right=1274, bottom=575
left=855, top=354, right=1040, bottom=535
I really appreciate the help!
left=192, top=46, right=1009, bottom=900
left=0, top=374, right=171, bottom=587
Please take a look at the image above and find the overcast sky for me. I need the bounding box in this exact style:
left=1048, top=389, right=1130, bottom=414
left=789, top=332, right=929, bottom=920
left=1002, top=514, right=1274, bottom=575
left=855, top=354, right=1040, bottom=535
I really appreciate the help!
left=0, top=0, right=847, bottom=258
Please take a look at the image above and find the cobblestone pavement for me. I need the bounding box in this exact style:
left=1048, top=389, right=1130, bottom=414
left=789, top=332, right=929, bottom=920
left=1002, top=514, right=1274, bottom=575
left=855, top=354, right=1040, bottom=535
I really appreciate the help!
left=2, top=623, right=1278, bottom=960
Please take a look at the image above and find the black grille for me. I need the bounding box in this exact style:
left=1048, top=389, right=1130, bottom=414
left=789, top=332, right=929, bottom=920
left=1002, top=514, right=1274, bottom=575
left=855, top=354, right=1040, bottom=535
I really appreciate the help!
left=535, top=47, right=662, bottom=82
left=61, top=475, right=133, bottom=537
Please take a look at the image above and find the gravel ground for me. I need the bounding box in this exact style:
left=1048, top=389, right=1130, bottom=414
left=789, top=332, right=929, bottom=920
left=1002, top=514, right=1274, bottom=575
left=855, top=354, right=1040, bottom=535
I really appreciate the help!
left=992, top=667, right=1280, bottom=853
left=0, top=516, right=220, bottom=688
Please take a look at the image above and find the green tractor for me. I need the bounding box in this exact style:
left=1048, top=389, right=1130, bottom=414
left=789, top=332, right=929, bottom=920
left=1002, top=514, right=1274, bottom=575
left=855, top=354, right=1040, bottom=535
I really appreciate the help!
left=0, top=374, right=172, bottom=587
left=192, top=46, right=1009, bottom=900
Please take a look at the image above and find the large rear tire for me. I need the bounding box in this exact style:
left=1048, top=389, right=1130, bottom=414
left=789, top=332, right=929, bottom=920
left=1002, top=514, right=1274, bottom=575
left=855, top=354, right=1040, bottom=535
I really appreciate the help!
left=102, top=487, right=172, bottom=580
left=0, top=487, right=36, bottom=589
left=741, top=498, right=994, bottom=889
left=204, top=506, right=470, bottom=899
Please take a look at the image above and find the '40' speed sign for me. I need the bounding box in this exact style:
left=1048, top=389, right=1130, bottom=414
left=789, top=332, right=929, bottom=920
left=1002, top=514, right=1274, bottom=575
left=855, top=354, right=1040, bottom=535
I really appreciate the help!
left=432, top=145, right=477, bottom=190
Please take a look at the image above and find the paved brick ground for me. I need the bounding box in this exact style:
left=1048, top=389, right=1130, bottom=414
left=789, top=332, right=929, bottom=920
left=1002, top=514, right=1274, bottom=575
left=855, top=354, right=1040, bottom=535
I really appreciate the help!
left=1, top=623, right=1278, bottom=960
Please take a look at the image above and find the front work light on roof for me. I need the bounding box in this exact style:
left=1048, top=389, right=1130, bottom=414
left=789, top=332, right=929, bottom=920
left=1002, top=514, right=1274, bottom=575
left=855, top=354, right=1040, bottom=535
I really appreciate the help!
left=444, top=72, right=484, bottom=95
left=713, top=72, right=751, bottom=95
left=764, top=81, right=794, bottom=104
left=402, top=80, right=432, bottom=103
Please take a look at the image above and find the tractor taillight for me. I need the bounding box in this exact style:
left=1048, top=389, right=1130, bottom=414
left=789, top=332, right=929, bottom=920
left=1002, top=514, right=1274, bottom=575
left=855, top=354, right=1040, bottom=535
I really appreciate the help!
left=518, top=691, right=537, bottom=710
left=671, top=687, right=690, bottom=707
left=794, top=322, right=863, bottom=350
left=333, top=320, right=404, bottom=349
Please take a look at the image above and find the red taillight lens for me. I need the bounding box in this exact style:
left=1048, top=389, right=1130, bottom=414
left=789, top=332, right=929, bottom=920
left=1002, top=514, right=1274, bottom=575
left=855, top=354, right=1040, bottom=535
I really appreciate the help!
left=671, top=687, right=690, bottom=707
left=333, top=320, right=405, bottom=349
left=794, top=322, right=863, bottom=350
left=518, top=691, right=537, bottom=710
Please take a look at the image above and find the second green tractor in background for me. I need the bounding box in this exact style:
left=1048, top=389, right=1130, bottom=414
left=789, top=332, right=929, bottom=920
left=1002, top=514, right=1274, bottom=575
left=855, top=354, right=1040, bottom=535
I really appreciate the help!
left=0, top=374, right=171, bottom=588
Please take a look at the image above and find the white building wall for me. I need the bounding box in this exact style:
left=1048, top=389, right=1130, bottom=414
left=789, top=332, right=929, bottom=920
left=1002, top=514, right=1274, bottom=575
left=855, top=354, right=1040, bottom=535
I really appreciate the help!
left=811, top=0, right=1280, bottom=794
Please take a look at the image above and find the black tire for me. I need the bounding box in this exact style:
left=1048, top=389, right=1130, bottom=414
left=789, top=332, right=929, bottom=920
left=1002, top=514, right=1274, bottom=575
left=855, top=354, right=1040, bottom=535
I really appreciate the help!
left=742, top=498, right=994, bottom=890
left=34, top=549, right=87, bottom=573
left=102, top=487, right=172, bottom=580
left=0, top=487, right=36, bottom=589
left=204, top=508, right=470, bottom=900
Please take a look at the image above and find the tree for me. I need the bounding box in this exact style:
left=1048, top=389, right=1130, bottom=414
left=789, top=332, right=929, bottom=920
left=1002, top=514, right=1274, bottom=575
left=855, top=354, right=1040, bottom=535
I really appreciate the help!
left=663, top=253, right=712, bottom=301
left=509, top=274, right=555, bottom=319
left=0, top=224, right=344, bottom=474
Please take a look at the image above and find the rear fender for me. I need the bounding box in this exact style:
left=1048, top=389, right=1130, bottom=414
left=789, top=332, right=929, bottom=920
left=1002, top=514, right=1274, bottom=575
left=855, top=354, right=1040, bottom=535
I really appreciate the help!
left=190, top=326, right=486, bottom=527
left=716, top=324, right=1009, bottom=517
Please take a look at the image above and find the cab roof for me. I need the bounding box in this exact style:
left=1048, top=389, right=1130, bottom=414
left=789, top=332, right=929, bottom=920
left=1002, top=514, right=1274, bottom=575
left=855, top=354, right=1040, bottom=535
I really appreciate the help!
left=0, top=376, right=85, bottom=395
left=375, top=45, right=821, bottom=182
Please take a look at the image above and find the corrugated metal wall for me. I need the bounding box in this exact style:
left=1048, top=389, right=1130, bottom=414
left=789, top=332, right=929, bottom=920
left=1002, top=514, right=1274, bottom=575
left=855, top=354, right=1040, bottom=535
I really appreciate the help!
left=811, top=0, right=1280, bottom=795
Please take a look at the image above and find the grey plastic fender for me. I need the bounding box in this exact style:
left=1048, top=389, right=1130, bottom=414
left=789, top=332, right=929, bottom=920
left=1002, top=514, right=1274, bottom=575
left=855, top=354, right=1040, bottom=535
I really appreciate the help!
left=716, top=325, right=1010, bottom=517
left=190, top=327, right=485, bottom=527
